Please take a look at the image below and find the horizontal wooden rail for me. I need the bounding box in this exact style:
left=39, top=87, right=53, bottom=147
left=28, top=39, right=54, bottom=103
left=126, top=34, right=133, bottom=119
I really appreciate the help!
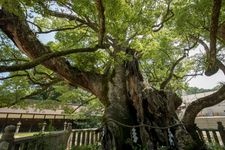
left=196, top=121, right=225, bottom=147
left=0, top=112, right=77, bottom=119
left=68, top=128, right=102, bottom=148
left=0, top=123, right=72, bottom=150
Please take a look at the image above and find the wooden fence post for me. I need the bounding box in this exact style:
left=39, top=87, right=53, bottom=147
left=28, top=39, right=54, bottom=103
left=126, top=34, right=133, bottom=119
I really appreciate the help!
left=64, top=121, right=67, bottom=131
left=217, top=121, right=225, bottom=145
left=0, top=125, right=16, bottom=150
left=41, top=121, right=47, bottom=132
left=15, top=122, right=21, bottom=134
left=195, top=124, right=204, bottom=142
left=65, top=123, right=72, bottom=150
left=67, top=123, right=72, bottom=131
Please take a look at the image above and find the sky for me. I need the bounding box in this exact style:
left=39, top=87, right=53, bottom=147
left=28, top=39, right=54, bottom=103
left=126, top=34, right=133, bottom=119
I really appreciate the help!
left=188, top=70, right=225, bottom=89
left=187, top=44, right=225, bottom=89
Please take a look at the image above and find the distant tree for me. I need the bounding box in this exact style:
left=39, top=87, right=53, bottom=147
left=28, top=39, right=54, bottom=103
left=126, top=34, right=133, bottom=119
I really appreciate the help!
left=185, top=86, right=213, bottom=95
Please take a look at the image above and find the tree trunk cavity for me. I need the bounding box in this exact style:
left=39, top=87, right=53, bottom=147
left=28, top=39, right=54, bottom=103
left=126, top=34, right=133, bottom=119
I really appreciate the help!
left=102, top=52, right=194, bottom=150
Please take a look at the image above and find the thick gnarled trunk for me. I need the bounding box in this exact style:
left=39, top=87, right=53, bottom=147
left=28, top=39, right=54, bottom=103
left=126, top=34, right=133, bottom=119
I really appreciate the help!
left=101, top=58, right=193, bottom=150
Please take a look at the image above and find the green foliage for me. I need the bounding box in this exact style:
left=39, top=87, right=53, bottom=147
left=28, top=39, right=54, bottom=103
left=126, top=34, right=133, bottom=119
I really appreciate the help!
left=207, top=143, right=224, bottom=150
left=185, top=86, right=214, bottom=95
left=1, top=0, right=223, bottom=122
left=0, top=73, right=31, bottom=107
left=173, top=0, right=211, bottom=35
left=139, top=29, right=193, bottom=90
left=31, top=132, right=67, bottom=150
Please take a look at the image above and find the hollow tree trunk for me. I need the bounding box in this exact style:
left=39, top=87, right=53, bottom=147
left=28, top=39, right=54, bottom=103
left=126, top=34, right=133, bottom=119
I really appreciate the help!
left=101, top=52, right=194, bottom=150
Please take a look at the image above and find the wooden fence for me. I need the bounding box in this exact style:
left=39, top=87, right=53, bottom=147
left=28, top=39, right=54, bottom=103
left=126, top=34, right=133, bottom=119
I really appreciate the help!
left=196, top=121, right=225, bottom=146
left=67, top=128, right=102, bottom=148
left=0, top=124, right=72, bottom=150
left=14, top=131, right=70, bottom=150
left=4, top=122, right=225, bottom=149
left=0, top=124, right=102, bottom=150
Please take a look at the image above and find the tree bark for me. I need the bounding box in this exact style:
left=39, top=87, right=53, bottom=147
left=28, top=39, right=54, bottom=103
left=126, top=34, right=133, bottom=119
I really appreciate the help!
left=182, top=85, right=225, bottom=125
left=186, top=36, right=225, bottom=148
left=0, top=4, right=195, bottom=150
left=101, top=51, right=194, bottom=150
left=0, top=6, right=109, bottom=105
left=182, top=86, right=225, bottom=145
left=205, top=0, right=222, bottom=76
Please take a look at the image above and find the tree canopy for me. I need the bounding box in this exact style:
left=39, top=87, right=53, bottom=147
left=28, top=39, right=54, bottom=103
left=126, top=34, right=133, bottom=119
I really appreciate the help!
left=1, top=0, right=225, bottom=149
left=0, top=0, right=202, bottom=105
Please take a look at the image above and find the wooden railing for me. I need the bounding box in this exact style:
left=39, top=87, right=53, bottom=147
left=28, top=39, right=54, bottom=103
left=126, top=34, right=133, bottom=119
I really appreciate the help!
left=196, top=121, right=225, bottom=146
left=0, top=124, right=72, bottom=150
left=67, top=128, right=102, bottom=148
left=3, top=123, right=225, bottom=149
left=0, top=112, right=74, bottom=120
left=14, top=131, right=71, bottom=150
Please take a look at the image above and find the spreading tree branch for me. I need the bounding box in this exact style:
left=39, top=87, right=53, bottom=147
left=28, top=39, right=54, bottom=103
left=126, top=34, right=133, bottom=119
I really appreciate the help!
left=205, top=0, right=222, bottom=76
left=0, top=46, right=100, bottom=72
left=0, top=5, right=109, bottom=105
left=23, top=70, right=60, bottom=86
left=183, top=34, right=225, bottom=129
left=173, top=73, right=204, bottom=81
left=39, top=2, right=98, bottom=32
left=71, top=96, right=97, bottom=113
left=152, top=0, right=174, bottom=32
left=10, top=79, right=60, bottom=106
left=160, top=54, right=186, bottom=90
left=160, top=41, right=197, bottom=89
left=191, top=36, right=225, bottom=75
left=182, top=85, right=225, bottom=125
left=0, top=73, right=27, bottom=80
left=36, top=25, right=83, bottom=34
left=27, top=17, right=84, bottom=34
left=95, top=0, right=105, bottom=46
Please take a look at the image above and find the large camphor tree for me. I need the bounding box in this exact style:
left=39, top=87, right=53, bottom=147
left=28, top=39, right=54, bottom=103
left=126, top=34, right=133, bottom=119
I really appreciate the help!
left=1, top=0, right=225, bottom=149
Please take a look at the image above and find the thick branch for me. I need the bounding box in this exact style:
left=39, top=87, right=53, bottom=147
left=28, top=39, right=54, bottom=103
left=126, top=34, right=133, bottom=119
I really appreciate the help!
left=0, top=7, right=109, bottom=105
left=182, top=85, right=225, bottom=125
left=71, top=96, right=97, bottom=113
left=205, top=0, right=222, bottom=76
left=160, top=54, right=186, bottom=89
left=173, top=72, right=204, bottom=80
left=40, top=2, right=98, bottom=32
left=183, top=35, right=225, bottom=125
left=152, top=0, right=174, bottom=32
left=193, top=36, right=225, bottom=75
left=0, top=46, right=99, bottom=72
left=95, top=0, right=105, bottom=46
left=160, top=41, right=197, bottom=89
left=218, top=21, right=225, bottom=41
left=28, top=20, right=84, bottom=34
left=217, top=60, right=225, bottom=75
left=0, top=73, right=27, bottom=80
left=36, top=25, right=83, bottom=34
left=210, top=0, right=221, bottom=59
left=23, top=71, right=60, bottom=86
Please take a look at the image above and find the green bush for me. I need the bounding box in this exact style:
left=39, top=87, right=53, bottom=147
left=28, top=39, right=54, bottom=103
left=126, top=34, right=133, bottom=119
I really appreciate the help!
left=207, top=143, right=225, bottom=150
